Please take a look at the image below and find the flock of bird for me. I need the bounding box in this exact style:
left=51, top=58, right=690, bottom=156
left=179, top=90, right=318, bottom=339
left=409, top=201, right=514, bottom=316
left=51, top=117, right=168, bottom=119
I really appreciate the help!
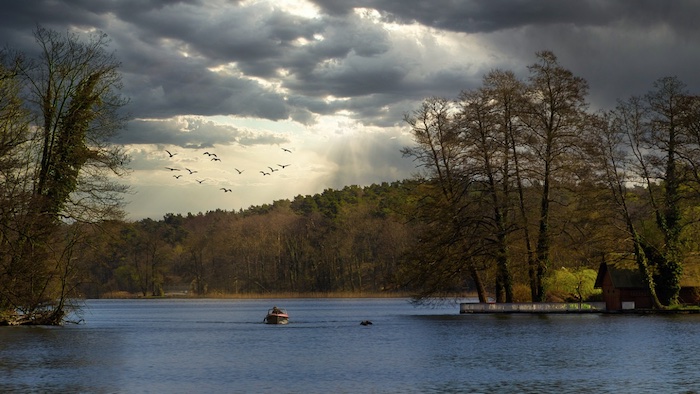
left=163, top=147, right=294, bottom=193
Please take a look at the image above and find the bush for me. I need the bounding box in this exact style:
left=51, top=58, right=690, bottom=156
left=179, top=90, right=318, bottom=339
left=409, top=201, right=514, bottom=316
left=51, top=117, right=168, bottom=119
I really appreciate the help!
left=512, top=283, right=532, bottom=302
left=545, top=267, right=601, bottom=302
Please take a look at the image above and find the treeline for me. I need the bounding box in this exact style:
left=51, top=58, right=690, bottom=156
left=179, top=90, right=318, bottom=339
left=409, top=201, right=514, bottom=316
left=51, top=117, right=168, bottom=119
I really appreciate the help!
left=75, top=182, right=418, bottom=298
left=73, top=179, right=607, bottom=302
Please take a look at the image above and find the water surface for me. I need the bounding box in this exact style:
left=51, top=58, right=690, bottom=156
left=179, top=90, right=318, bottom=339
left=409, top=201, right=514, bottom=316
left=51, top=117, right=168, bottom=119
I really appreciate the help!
left=1, top=298, right=699, bottom=393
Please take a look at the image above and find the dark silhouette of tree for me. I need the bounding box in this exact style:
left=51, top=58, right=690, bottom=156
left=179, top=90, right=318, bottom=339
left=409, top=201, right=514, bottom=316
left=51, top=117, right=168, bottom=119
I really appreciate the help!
left=0, top=26, right=129, bottom=325
left=402, top=97, right=489, bottom=303
left=455, top=70, right=526, bottom=302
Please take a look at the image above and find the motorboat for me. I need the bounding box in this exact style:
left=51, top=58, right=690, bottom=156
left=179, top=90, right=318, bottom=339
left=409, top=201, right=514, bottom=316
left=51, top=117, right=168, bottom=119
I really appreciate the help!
left=264, top=307, right=289, bottom=324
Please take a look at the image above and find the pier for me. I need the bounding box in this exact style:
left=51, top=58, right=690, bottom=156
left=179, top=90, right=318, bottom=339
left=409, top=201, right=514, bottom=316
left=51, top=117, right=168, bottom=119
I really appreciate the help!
left=460, top=302, right=606, bottom=314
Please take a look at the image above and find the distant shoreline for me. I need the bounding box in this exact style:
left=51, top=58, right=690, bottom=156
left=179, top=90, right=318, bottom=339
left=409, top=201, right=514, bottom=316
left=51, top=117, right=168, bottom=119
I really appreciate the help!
left=91, top=291, right=423, bottom=300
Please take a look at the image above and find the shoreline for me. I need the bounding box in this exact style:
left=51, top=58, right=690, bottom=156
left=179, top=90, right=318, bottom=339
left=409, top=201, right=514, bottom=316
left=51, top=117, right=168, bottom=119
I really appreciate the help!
left=91, top=291, right=420, bottom=300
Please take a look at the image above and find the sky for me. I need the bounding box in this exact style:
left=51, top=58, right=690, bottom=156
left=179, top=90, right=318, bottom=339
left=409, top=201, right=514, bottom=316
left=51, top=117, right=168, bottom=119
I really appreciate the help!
left=2, top=0, right=699, bottom=220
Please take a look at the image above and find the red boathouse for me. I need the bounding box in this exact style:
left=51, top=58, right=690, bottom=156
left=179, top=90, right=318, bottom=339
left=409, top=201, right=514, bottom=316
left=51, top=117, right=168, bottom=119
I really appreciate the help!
left=595, top=255, right=700, bottom=311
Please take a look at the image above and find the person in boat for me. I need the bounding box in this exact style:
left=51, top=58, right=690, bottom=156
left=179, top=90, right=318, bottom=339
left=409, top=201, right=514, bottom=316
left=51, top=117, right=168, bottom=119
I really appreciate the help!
left=272, top=306, right=282, bottom=314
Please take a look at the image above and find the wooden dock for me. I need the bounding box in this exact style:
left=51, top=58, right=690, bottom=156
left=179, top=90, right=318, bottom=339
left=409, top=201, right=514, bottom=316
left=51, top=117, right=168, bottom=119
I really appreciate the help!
left=460, top=302, right=606, bottom=314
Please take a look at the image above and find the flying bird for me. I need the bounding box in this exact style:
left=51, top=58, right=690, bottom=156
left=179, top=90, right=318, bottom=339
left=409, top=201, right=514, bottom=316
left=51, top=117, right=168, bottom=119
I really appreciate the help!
left=234, top=168, right=244, bottom=174
left=268, top=166, right=279, bottom=172
left=185, top=168, right=198, bottom=174
left=165, top=167, right=180, bottom=171
left=282, top=148, right=292, bottom=153
left=203, top=151, right=214, bottom=156
left=165, top=150, right=177, bottom=157
left=196, top=179, right=205, bottom=184
left=211, top=157, right=221, bottom=162
left=220, top=188, right=232, bottom=192
left=278, top=164, right=290, bottom=169
left=173, top=175, right=182, bottom=179
left=260, top=171, right=270, bottom=176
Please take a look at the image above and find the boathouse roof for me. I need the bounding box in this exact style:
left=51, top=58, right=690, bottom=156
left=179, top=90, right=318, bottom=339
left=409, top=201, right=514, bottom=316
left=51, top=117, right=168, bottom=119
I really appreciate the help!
left=595, top=253, right=700, bottom=289
left=594, top=259, right=643, bottom=289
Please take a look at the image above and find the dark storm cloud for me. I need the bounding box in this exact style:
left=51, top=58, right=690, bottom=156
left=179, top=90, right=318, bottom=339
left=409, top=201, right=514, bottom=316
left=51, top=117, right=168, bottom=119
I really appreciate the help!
left=287, top=59, right=406, bottom=97
left=249, top=10, right=397, bottom=102
left=307, top=0, right=700, bottom=110
left=123, top=61, right=291, bottom=120
left=1, top=0, right=424, bottom=128
left=116, top=117, right=287, bottom=148
left=0, top=0, right=474, bottom=128
left=114, top=2, right=325, bottom=77
left=2, top=0, right=700, bottom=134
left=1, top=2, right=305, bottom=116
left=476, top=12, right=700, bottom=109
left=309, top=0, right=700, bottom=34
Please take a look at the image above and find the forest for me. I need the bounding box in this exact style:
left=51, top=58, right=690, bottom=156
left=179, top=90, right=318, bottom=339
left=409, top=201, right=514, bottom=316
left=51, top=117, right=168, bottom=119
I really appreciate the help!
left=3, top=28, right=700, bottom=325
left=72, top=179, right=604, bottom=303
left=76, top=182, right=418, bottom=298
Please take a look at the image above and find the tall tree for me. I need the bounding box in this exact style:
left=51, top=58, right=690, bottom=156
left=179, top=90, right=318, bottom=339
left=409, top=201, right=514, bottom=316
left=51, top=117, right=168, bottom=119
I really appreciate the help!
left=643, top=77, right=695, bottom=305
left=455, top=70, right=526, bottom=302
left=594, top=107, right=663, bottom=308
left=604, top=77, right=700, bottom=306
left=25, top=27, right=129, bottom=222
left=0, top=51, right=35, bottom=319
left=0, top=27, right=129, bottom=325
left=402, top=96, right=488, bottom=303
left=519, top=51, right=590, bottom=301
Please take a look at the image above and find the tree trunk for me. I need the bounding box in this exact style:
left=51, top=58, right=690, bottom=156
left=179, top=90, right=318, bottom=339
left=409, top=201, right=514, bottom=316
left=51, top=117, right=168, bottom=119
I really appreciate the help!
left=470, top=264, right=488, bottom=303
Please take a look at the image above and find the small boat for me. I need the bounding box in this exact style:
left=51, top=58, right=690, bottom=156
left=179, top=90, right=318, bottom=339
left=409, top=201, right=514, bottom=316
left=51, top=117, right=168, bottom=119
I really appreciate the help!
left=264, top=307, right=289, bottom=324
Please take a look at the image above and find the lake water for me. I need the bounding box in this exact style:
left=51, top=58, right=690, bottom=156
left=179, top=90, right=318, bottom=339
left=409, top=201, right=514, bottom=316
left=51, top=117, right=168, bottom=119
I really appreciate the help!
left=2, top=298, right=700, bottom=393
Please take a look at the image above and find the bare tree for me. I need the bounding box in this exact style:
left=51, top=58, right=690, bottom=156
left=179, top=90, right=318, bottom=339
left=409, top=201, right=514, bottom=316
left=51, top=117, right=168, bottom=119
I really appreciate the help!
left=519, top=51, right=590, bottom=301
left=455, top=70, right=527, bottom=302
left=402, top=96, right=488, bottom=303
